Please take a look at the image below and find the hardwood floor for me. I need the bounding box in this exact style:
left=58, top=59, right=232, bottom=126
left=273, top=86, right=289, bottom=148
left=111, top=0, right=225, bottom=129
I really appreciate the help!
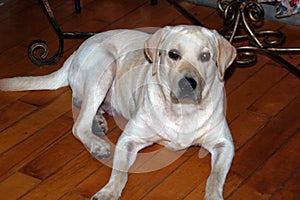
left=0, top=0, right=299, bottom=199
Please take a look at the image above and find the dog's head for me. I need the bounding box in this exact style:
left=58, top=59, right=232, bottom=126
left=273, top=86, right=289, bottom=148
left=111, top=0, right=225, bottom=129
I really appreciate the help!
left=144, top=25, right=236, bottom=104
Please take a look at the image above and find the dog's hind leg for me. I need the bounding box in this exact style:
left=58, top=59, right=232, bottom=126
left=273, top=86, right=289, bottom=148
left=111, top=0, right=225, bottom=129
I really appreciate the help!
left=92, top=109, right=108, bottom=138
left=72, top=59, right=115, bottom=159
left=72, top=98, right=108, bottom=138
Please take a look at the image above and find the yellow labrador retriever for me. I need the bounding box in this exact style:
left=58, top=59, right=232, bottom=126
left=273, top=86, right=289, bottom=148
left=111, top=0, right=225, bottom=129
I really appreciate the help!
left=0, top=25, right=236, bottom=200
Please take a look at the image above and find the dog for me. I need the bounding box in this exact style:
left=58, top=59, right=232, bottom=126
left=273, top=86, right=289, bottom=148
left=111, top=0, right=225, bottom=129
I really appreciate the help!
left=0, top=25, right=236, bottom=200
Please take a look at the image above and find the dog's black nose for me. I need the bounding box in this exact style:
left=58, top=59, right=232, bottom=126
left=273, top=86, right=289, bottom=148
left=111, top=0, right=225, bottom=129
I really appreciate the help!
left=178, top=77, right=197, bottom=91
left=171, top=76, right=201, bottom=104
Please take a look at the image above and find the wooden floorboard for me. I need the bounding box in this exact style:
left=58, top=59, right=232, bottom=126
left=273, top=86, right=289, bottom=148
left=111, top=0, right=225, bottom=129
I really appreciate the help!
left=0, top=0, right=299, bottom=199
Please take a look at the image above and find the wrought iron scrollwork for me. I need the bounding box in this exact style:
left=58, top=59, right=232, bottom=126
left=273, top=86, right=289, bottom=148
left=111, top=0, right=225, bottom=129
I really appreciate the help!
left=28, top=0, right=96, bottom=66
left=218, top=0, right=300, bottom=78
left=28, top=38, right=63, bottom=66
left=167, top=0, right=300, bottom=77
left=33, top=0, right=300, bottom=78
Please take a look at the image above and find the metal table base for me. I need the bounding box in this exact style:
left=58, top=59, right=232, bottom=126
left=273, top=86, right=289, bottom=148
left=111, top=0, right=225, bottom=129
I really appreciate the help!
left=28, top=0, right=158, bottom=66
left=168, top=0, right=300, bottom=78
left=28, top=0, right=97, bottom=65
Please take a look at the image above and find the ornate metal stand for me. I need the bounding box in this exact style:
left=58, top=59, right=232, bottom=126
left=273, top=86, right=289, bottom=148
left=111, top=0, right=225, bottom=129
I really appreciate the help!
left=28, top=0, right=97, bottom=65
left=168, top=0, right=300, bottom=78
left=29, top=0, right=159, bottom=65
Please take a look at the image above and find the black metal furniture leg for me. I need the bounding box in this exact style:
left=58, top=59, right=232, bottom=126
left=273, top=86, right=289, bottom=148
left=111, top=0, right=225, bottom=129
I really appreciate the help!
left=167, top=0, right=300, bottom=78
left=151, top=0, right=158, bottom=5
left=167, top=0, right=204, bottom=26
left=29, top=0, right=159, bottom=65
left=218, top=0, right=300, bottom=78
left=28, top=0, right=65, bottom=66
left=28, top=0, right=97, bottom=66
left=74, top=0, right=81, bottom=13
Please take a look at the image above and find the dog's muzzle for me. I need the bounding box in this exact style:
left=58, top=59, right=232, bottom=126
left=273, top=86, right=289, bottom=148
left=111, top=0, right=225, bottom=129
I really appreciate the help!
left=171, top=76, right=202, bottom=104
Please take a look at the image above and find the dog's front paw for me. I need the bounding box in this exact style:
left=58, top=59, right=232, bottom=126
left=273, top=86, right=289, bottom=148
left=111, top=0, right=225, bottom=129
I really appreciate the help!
left=91, top=190, right=119, bottom=200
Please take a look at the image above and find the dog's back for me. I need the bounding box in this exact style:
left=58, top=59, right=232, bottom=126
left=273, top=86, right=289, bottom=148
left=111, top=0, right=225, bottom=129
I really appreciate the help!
left=0, top=29, right=150, bottom=93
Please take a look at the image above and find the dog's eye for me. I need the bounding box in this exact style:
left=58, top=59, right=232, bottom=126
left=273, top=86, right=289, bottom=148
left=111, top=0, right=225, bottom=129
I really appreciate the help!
left=199, top=52, right=210, bottom=62
left=168, top=49, right=181, bottom=60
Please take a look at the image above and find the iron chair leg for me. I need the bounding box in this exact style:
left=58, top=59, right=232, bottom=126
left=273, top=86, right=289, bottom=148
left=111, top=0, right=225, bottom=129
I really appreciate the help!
left=28, top=0, right=96, bottom=65
left=29, top=0, right=160, bottom=65
left=74, top=0, right=81, bottom=13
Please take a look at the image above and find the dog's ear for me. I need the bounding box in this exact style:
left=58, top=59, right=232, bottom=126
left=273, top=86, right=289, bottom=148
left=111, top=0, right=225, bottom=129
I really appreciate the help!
left=213, top=30, right=236, bottom=81
left=144, top=27, right=170, bottom=75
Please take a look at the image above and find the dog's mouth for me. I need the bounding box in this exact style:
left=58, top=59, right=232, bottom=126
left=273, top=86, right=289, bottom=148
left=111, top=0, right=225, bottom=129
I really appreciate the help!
left=170, top=91, right=201, bottom=104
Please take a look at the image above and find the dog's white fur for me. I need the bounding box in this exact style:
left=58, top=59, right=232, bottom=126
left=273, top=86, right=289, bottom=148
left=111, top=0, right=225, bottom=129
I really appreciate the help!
left=0, top=25, right=236, bottom=200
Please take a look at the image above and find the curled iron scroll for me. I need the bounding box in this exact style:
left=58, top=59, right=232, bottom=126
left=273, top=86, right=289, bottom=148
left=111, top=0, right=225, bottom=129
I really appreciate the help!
left=28, top=38, right=63, bottom=66
left=28, top=0, right=96, bottom=66
left=217, top=0, right=300, bottom=78
left=28, top=0, right=64, bottom=66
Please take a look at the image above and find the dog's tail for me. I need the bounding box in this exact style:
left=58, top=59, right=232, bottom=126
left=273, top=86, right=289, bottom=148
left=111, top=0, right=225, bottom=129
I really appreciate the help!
left=0, top=53, right=74, bottom=92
